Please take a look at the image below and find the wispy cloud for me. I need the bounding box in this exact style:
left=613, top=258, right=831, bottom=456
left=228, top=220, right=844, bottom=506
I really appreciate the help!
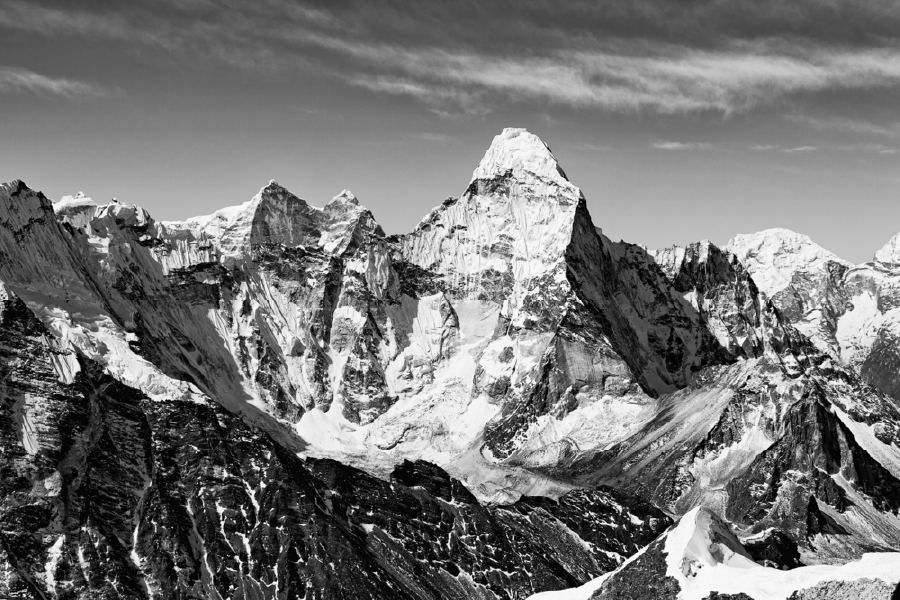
left=652, top=141, right=711, bottom=150
left=0, top=66, right=109, bottom=98
left=785, top=114, right=900, bottom=138
left=407, top=132, right=459, bottom=144
left=283, top=37, right=900, bottom=115
left=5, top=1, right=900, bottom=116
left=754, top=144, right=817, bottom=153
left=750, top=143, right=896, bottom=153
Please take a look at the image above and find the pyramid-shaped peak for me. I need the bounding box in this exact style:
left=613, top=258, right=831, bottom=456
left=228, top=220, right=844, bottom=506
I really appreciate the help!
left=472, top=128, right=570, bottom=185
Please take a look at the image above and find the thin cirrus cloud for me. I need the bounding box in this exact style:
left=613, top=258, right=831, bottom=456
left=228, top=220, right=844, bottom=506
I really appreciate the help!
left=784, top=114, right=900, bottom=138
left=0, top=66, right=109, bottom=99
left=327, top=42, right=900, bottom=115
left=4, top=1, right=900, bottom=116
left=750, top=144, right=817, bottom=152
left=651, top=141, right=712, bottom=150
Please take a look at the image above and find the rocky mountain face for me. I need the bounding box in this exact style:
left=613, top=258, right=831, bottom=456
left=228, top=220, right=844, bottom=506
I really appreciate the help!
left=0, top=275, right=669, bottom=599
left=2, top=128, right=900, bottom=599
left=726, top=229, right=900, bottom=403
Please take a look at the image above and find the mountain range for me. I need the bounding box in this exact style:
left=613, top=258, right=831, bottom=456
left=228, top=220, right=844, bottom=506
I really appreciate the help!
left=2, top=128, right=900, bottom=599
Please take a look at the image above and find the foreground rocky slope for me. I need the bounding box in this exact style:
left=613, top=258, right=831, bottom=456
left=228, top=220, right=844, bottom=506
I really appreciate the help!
left=531, top=508, right=900, bottom=600
left=2, top=128, right=900, bottom=598
left=0, top=279, right=669, bottom=598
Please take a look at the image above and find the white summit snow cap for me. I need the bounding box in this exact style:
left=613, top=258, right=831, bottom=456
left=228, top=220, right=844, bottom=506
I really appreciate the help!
left=725, top=227, right=850, bottom=296
left=330, top=189, right=359, bottom=206
left=472, top=127, right=570, bottom=186
left=875, top=231, right=900, bottom=265
left=53, top=191, right=97, bottom=209
left=52, top=192, right=99, bottom=228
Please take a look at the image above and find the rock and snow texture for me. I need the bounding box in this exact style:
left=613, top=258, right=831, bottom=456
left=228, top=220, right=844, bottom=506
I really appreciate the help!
left=725, top=229, right=849, bottom=299
left=726, top=225, right=900, bottom=405
left=725, top=229, right=851, bottom=358
left=662, top=508, right=900, bottom=600
left=532, top=508, right=900, bottom=600
left=2, top=128, right=900, bottom=598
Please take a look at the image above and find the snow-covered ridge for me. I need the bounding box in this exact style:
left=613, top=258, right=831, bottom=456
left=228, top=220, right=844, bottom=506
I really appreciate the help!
left=155, top=180, right=383, bottom=260
left=667, top=508, right=900, bottom=600
left=532, top=508, right=900, bottom=600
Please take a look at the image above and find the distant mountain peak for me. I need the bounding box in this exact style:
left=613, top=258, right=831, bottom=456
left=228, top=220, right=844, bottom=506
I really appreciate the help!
left=329, top=189, right=359, bottom=206
left=472, top=127, right=571, bottom=186
left=54, top=191, right=98, bottom=213
left=725, top=227, right=849, bottom=297
left=875, top=231, right=900, bottom=265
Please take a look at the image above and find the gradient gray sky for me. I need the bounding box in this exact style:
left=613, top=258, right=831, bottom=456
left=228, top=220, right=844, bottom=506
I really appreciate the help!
left=2, top=0, right=899, bottom=263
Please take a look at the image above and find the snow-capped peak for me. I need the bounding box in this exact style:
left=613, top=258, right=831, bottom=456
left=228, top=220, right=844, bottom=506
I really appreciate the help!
left=472, top=128, right=570, bottom=187
left=54, top=191, right=96, bottom=208
left=725, top=227, right=849, bottom=297
left=329, top=189, right=359, bottom=206
left=52, top=191, right=100, bottom=229
left=874, top=231, right=900, bottom=265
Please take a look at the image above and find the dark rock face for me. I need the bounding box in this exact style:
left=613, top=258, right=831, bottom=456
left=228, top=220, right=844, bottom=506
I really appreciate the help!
left=742, top=530, right=803, bottom=569
left=861, top=330, right=900, bottom=404
left=588, top=539, right=680, bottom=600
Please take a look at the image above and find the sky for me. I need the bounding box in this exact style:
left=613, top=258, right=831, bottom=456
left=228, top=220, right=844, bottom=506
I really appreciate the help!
left=1, top=0, right=899, bottom=263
